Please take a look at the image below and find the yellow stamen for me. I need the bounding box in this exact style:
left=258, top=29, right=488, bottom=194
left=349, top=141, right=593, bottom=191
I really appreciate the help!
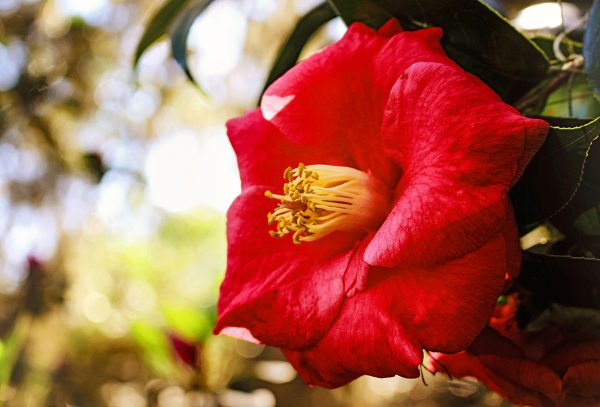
left=265, top=164, right=393, bottom=244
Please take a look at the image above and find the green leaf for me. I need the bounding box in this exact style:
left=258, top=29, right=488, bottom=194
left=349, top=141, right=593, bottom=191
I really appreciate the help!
left=327, top=0, right=549, bottom=102
left=163, top=305, right=213, bottom=342
left=130, top=320, right=177, bottom=377
left=133, top=0, right=191, bottom=68
left=511, top=117, right=600, bottom=229
left=261, top=2, right=336, bottom=100
left=541, top=74, right=600, bottom=119
left=0, top=317, right=29, bottom=385
left=526, top=303, right=600, bottom=337
left=519, top=252, right=600, bottom=310
left=584, top=0, right=600, bottom=99
left=171, top=0, right=214, bottom=88
left=327, top=0, right=391, bottom=28
left=551, top=137, right=600, bottom=255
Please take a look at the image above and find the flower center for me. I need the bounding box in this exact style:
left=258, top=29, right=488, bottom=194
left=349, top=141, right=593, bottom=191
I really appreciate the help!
left=265, top=163, right=392, bottom=244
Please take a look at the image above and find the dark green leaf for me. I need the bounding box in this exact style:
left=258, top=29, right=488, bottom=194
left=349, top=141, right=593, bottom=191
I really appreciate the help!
left=327, top=0, right=549, bottom=102
left=171, top=0, right=214, bottom=88
left=327, top=0, right=391, bottom=28
left=261, top=2, right=336, bottom=100
left=519, top=252, right=600, bottom=310
left=551, top=137, right=600, bottom=255
left=133, top=0, right=190, bottom=68
left=511, top=117, right=600, bottom=229
left=523, top=303, right=600, bottom=337
left=584, top=0, right=600, bottom=99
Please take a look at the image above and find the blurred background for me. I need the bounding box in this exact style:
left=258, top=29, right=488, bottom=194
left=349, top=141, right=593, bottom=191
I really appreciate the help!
left=0, top=0, right=596, bottom=406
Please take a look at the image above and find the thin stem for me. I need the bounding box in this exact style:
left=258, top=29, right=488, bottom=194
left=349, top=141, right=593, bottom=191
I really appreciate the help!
left=567, top=71, right=575, bottom=116
left=515, top=71, right=572, bottom=112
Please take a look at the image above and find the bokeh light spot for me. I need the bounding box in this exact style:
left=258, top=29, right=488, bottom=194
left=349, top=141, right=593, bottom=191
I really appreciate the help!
left=84, top=292, right=112, bottom=323
left=144, top=128, right=240, bottom=213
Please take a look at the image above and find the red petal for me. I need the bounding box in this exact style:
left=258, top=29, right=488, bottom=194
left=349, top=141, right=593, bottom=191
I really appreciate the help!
left=467, top=326, right=524, bottom=359
left=214, top=186, right=363, bottom=349
left=543, top=340, right=600, bottom=376
left=219, top=327, right=261, bottom=344
left=365, top=179, right=509, bottom=268
left=563, top=361, right=600, bottom=400
left=283, top=284, right=422, bottom=388
left=168, top=333, right=198, bottom=368
left=365, top=62, right=547, bottom=268
left=342, top=234, right=372, bottom=297
left=227, top=109, right=349, bottom=190
left=378, top=224, right=512, bottom=354
left=382, top=62, right=548, bottom=186
left=377, top=19, right=403, bottom=37
left=430, top=352, right=563, bottom=407
left=261, top=23, right=450, bottom=185
left=480, top=355, right=564, bottom=404
left=282, top=223, right=514, bottom=388
left=429, top=354, right=544, bottom=407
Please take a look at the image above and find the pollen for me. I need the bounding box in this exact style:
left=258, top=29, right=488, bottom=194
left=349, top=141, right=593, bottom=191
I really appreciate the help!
left=265, top=163, right=393, bottom=244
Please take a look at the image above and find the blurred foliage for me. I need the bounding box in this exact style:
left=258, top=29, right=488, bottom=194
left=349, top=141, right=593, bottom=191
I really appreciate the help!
left=584, top=0, right=600, bottom=99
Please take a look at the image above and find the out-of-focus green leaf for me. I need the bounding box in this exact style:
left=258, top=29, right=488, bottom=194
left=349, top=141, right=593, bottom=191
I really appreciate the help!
left=261, top=2, right=336, bottom=100
left=327, top=0, right=549, bottom=102
left=130, top=320, right=176, bottom=377
left=163, top=305, right=214, bottom=342
left=541, top=75, right=600, bottom=119
left=520, top=253, right=600, bottom=310
left=171, top=0, right=214, bottom=88
left=159, top=209, right=223, bottom=246
left=133, top=0, right=191, bottom=68
left=0, top=317, right=29, bottom=385
left=584, top=0, right=600, bottom=99
left=511, top=117, right=600, bottom=230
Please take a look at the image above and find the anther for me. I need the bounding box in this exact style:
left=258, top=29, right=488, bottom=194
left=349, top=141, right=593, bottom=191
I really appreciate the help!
left=264, top=163, right=393, bottom=244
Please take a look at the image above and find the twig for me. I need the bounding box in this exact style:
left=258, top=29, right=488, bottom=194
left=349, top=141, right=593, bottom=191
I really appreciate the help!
left=515, top=71, right=572, bottom=111
left=567, top=71, right=575, bottom=116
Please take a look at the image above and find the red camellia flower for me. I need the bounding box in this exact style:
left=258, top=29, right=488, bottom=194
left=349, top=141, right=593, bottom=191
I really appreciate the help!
left=429, top=298, right=600, bottom=406
left=214, top=19, right=548, bottom=387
